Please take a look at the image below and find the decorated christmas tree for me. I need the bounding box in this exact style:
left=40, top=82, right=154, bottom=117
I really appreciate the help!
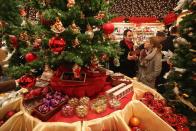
left=0, top=0, right=120, bottom=79
left=163, top=0, right=196, bottom=129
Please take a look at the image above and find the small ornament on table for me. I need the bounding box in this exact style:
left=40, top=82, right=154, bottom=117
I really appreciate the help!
left=85, top=24, right=94, bottom=39
left=67, top=0, right=75, bottom=8
left=79, top=97, right=90, bottom=106
left=68, top=98, right=79, bottom=107
left=76, top=105, right=88, bottom=118
left=71, top=37, right=80, bottom=48
left=18, top=75, right=36, bottom=89
left=91, top=96, right=107, bottom=113
left=51, top=17, right=65, bottom=34
left=69, top=21, right=80, bottom=34
left=40, top=64, right=54, bottom=81
left=108, top=97, right=121, bottom=109
left=72, top=63, right=81, bottom=79
left=89, top=55, right=99, bottom=72
left=61, top=104, right=75, bottom=117
left=33, top=37, right=42, bottom=49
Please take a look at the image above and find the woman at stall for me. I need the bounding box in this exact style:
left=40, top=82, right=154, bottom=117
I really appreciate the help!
left=137, top=37, right=162, bottom=89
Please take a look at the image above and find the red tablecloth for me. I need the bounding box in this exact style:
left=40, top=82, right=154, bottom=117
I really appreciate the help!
left=48, top=92, right=133, bottom=123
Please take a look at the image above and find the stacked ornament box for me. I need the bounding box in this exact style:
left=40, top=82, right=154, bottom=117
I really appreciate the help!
left=106, top=83, right=133, bottom=100
left=110, top=73, right=132, bottom=86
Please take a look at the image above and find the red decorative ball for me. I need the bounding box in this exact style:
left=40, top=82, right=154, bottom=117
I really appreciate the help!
left=25, top=52, right=37, bottom=62
left=131, top=126, right=142, bottom=131
left=5, top=110, right=16, bottom=120
left=18, top=75, right=36, bottom=88
left=176, top=125, right=190, bottom=131
left=102, top=22, right=114, bottom=34
left=9, top=35, right=18, bottom=48
left=129, top=116, right=141, bottom=127
left=49, top=37, right=66, bottom=54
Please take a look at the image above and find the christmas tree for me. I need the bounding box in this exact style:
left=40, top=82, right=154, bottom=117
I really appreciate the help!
left=0, top=0, right=120, bottom=79
left=163, top=0, right=196, bottom=129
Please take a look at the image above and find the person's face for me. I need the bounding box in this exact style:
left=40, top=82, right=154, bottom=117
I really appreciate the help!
left=157, top=36, right=165, bottom=42
left=144, top=40, right=153, bottom=49
left=124, top=31, right=133, bottom=42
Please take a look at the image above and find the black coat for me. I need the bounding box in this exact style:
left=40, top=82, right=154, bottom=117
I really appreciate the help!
left=119, top=40, right=137, bottom=77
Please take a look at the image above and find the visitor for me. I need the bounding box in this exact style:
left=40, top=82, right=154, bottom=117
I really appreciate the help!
left=119, top=29, right=138, bottom=77
left=156, top=26, right=179, bottom=93
left=137, top=37, right=162, bottom=89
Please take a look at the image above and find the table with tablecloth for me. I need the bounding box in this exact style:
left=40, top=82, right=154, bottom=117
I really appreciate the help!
left=0, top=79, right=175, bottom=131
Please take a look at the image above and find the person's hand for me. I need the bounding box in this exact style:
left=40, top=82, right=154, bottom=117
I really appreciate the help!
left=127, top=54, right=138, bottom=60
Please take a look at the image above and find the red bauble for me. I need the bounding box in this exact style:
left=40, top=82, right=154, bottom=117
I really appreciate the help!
left=18, top=75, right=36, bottom=88
left=49, top=37, right=66, bottom=54
left=25, top=52, right=37, bottom=62
left=176, top=125, right=190, bottom=131
left=129, top=116, right=141, bottom=127
left=5, top=111, right=16, bottom=120
left=9, top=35, right=18, bottom=48
left=0, top=119, right=4, bottom=127
left=19, top=9, right=27, bottom=17
left=131, top=126, right=142, bottom=131
left=102, top=22, right=114, bottom=34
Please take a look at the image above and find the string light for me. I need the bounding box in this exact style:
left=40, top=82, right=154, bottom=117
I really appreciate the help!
left=109, top=0, right=178, bottom=19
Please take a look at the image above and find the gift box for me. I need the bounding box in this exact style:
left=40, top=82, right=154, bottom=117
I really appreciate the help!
left=32, top=99, right=66, bottom=121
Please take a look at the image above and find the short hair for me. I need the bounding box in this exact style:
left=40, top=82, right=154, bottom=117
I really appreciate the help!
left=156, top=31, right=165, bottom=37
left=123, top=29, right=132, bottom=36
left=149, top=37, right=162, bottom=51
left=170, top=26, right=178, bottom=34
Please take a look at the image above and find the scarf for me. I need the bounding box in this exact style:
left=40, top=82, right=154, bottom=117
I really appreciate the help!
left=124, top=39, right=133, bottom=50
left=139, top=48, right=158, bottom=67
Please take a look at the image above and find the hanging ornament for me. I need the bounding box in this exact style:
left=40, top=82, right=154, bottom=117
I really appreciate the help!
left=40, top=64, right=54, bottom=81
left=94, top=11, right=106, bottom=20
left=192, top=73, right=196, bottom=80
left=19, top=32, right=29, bottom=42
left=40, top=13, right=53, bottom=26
left=72, top=63, right=81, bottom=79
left=49, top=37, right=66, bottom=54
left=71, top=37, right=80, bottom=48
left=85, top=24, right=94, bottom=39
left=27, top=7, right=38, bottom=21
left=69, top=21, right=80, bottom=34
left=192, top=58, right=196, bottom=63
left=99, top=53, right=109, bottom=62
left=80, top=11, right=85, bottom=19
left=89, top=55, right=99, bottom=71
left=25, top=52, right=37, bottom=62
left=33, top=37, right=42, bottom=49
left=9, top=35, right=18, bottom=48
left=67, top=0, right=75, bottom=8
left=51, top=17, right=65, bottom=34
left=0, top=20, right=6, bottom=29
left=102, top=22, right=114, bottom=35
left=113, top=57, right=120, bottom=67
left=19, top=8, right=27, bottom=17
